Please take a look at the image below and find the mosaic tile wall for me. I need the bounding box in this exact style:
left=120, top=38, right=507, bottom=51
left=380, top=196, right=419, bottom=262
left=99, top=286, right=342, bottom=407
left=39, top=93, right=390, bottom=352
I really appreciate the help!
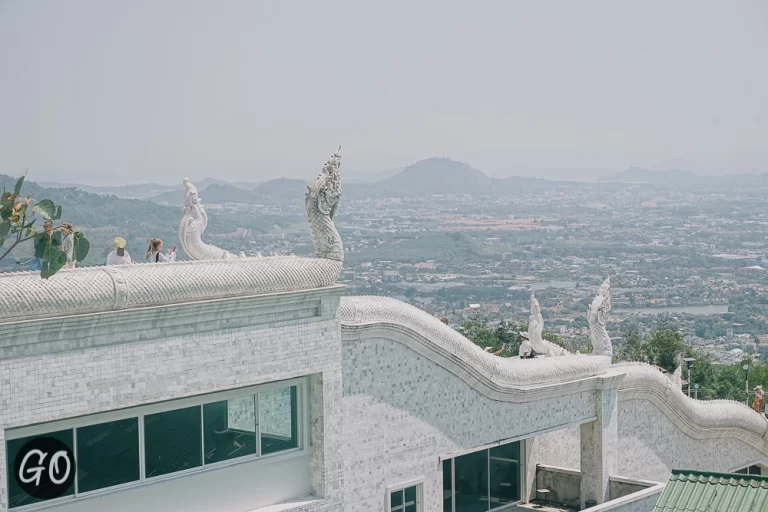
left=0, top=290, right=345, bottom=512
left=340, top=337, right=599, bottom=511
left=536, top=397, right=764, bottom=484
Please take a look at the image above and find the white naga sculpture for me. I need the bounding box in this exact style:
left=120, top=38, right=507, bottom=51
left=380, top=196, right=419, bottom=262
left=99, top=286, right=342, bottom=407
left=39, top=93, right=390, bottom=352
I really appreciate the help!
left=528, top=292, right=570, bottom=357
left=672, top=356, right=683, bottom=389
left=179, top=179, right=242, bottom=260
left=306, top=146, right=344, bottom=262
left=588, top=276, right=613, bottom=357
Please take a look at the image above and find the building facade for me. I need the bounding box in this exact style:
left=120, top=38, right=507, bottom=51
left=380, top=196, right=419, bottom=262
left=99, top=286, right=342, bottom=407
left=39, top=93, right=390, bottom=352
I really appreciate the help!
left=2, top=261, right=767, bottom=512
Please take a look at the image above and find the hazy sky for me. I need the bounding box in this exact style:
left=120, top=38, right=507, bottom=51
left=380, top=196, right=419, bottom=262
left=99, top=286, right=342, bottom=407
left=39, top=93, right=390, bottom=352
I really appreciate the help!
left=1, top=0, right=766, bottom=185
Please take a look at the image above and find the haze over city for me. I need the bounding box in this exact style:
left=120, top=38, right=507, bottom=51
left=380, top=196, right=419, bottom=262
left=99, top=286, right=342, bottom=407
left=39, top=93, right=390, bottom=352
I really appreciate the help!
left=1, top=0, right=766, bottom=185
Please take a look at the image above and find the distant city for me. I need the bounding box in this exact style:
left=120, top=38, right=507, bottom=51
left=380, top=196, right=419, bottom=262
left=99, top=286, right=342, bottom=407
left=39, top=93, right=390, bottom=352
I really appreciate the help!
left=4, top=159, right=768, bottom=365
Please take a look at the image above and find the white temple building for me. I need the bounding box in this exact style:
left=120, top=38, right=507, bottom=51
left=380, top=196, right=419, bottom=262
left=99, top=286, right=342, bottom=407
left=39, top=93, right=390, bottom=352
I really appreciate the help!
left=1, top=149, right=767, bottom=512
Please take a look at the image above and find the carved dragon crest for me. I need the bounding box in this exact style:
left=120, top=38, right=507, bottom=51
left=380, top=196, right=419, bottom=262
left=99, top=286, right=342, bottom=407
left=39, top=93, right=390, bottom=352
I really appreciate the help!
left=305, top=146, right=344, bottom=262
left=528, top=291, right=570, bottom=357
left=178, top=179, right=241, bottom=260
left=588, top=276, right=613, bottom=356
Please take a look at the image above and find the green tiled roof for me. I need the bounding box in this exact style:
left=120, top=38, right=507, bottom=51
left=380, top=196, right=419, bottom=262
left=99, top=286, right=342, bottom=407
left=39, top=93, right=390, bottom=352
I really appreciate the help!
left=654, top=470, right=768, bottom=512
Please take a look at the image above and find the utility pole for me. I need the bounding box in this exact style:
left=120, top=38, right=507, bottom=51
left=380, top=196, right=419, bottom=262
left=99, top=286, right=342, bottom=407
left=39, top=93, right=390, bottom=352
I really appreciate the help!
left=742, top=364, right=750, bottom=406
left=683, top=358, right=695, bottom=398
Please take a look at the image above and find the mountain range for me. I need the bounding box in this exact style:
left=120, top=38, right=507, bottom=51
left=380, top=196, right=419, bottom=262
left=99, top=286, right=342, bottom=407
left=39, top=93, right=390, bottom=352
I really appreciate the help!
left=599, top=167, right=768, bottom=187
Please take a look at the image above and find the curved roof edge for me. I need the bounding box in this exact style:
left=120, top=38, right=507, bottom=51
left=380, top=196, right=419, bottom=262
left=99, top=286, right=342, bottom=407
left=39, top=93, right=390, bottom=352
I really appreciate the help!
left=615, top=362, right=768, bottom=451
left=340, top=295, right=612, bottom=393
left=0, top=257, right=342, bottom=323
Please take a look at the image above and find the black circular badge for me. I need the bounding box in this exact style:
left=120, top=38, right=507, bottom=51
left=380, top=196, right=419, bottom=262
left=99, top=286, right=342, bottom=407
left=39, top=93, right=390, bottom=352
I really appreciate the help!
left=14, top=437, right=76, bottom=501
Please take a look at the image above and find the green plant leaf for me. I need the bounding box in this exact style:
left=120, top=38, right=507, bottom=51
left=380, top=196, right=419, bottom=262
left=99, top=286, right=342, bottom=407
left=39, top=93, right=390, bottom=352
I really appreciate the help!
left=0, top=220, right=10, bottom=239
left=14, top=176, right=25, bottom=197
left=52, top=205, right=62, bottom=220
left=34, top=199, right=57, bottom=220
left=39, top=234, right=66, bottom=279
left=73, top=232, right=90, bottom=262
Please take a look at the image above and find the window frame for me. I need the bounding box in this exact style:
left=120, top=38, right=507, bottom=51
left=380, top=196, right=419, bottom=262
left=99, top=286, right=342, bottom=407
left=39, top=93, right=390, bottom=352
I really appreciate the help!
left=386, top=478, right=424, bottom=512
left=5, top=377, right=308, bottom=511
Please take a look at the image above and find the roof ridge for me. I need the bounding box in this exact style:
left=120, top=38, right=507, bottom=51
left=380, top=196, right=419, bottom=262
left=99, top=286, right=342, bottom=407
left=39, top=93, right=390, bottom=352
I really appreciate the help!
left=671, top=469, right=768, bottom=483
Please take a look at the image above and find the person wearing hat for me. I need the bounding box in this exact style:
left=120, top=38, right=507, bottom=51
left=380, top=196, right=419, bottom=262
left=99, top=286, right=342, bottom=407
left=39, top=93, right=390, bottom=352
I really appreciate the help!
left=107, top=237, right=132, bottom=266
left=519, top=332, right=533, bottom=359
left=60, top=223, right=76, bottom=269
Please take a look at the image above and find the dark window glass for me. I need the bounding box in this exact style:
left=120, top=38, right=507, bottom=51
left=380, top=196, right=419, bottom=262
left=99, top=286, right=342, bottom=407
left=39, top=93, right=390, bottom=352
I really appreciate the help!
left=443, top=459, right=453, bottom=512
left=203, top=396, right=257, bottom=464
left=259, top=386, right=298, bottom=455
left=404, top=485, right=418, bottom=512
left=490, top=442, right=521, bottom=508
left=391, top=488, right=404, bottom=511
left=76, top=418, right=140, bottom=493
left=144, top=406, right=202, bottom=478
left=6, top=430, right=75, bottom=509
left=454, top=449, right=489, bottom=512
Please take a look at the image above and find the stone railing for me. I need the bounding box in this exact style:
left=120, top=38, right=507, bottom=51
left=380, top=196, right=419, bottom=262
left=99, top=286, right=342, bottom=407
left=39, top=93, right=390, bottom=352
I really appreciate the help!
left=340, top=296, right=612, bottom=394
left=0, top=257, right=342, bottom=322
left=615, top=362, right=768, bottom=452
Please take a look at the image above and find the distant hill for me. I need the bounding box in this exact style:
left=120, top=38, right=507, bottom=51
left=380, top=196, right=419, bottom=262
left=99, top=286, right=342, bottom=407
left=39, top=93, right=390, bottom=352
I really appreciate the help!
left=252, top=178, right=308, bottom=201
left=374, top=157, right=548, bottom=196
left=38, top=181, right=178, bottom=199
left=378, top=158, right=497, bottom=195
left=197, top=184, right=260, bottom=204
left=599, top=167, right=768, bottom=188
left=598, top=167, right=699, bottom=184
left=346, top=167, right=404, bottom=183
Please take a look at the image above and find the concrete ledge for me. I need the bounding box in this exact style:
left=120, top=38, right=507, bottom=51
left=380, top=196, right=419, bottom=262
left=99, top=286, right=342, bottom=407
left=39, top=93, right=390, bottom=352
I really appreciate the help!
left=0, top=287, right=343, bottom=360
left=249, top=497, right=325, bottom=512
left=582, top=483, right=665, bottom=512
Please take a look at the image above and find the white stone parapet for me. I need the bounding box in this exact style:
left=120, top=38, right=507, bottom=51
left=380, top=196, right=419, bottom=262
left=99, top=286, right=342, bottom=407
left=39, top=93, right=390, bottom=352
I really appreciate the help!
left=615, top=362, right=768, bottom=448
left=0, top=257, right=342, bottom=323
left=340, top=295, right=612, bottom=389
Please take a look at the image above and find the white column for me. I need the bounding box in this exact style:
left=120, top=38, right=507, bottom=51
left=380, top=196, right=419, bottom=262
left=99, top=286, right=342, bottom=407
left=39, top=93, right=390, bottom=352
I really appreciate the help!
left=580, top=372, right=623, bottom=508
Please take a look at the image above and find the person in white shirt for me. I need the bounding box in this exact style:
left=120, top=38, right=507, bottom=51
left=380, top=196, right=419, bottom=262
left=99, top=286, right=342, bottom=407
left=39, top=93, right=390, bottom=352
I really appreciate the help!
left=146, top=238, right=176, bottom=263
left=106, top=237, right=132, bottom=266
left=518, top=332, right=533, bottom=359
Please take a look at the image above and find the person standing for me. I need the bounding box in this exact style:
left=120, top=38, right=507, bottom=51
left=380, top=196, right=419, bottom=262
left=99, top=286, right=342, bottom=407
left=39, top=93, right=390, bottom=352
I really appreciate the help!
left=60, top=223, right=76, bottom=269
left=146, top=238, right=176, bottom=263
left=519, top=332, right=533, bottom=359
left=106, top=237, right=132, bottom=265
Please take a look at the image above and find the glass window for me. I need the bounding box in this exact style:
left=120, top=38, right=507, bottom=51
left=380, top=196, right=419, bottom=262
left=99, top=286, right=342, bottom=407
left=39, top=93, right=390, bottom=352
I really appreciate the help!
left=443, top=459, right=453, bottom=512
left=391, top=486, right=419, bottom=512
left=490, top=442, right=521, bottom=508
left=144, top=406, right=202, bottom=478
left=454, top=449, right=488, bottom=512
left=6, top=430, right=75, bottom=509
left=391, top=488, right=404, bottom=511
left=76, top=418, right=140, bottom=493
left=259, top=386, right=298, bottom=455
left=203, top=396, right=257, bottom=464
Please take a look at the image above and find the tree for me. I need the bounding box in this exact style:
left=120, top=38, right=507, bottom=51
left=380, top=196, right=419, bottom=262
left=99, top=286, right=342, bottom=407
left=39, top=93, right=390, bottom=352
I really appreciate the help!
left=459, top=314, right=522, bottom=357
left=647, top=329, right=684, bottom=373
left=617, top=325, right=646, bottom=363
left=0, top=175, right=89, bottom=277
